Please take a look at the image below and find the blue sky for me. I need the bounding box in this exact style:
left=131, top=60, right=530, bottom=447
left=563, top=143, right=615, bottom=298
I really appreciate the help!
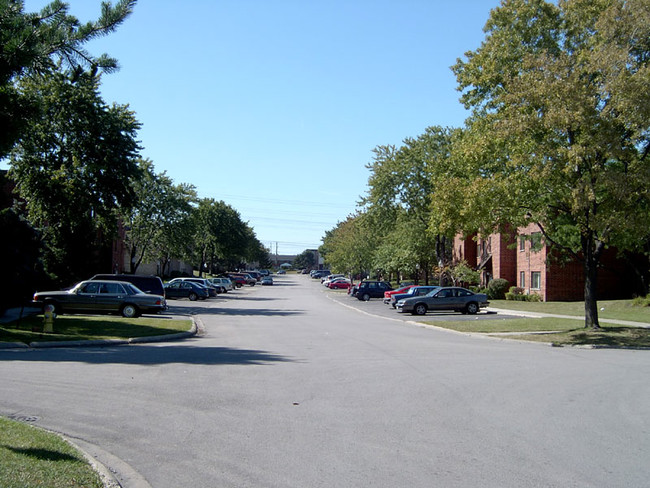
left=17, top=0, right=502, bottom=255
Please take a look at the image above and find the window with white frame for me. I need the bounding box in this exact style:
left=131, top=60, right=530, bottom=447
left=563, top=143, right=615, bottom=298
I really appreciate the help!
left=531, top=271, right=541, bottom=290
left=520, top=271, right=526, bottom=288
left=519, top=235, right=526, bottom=252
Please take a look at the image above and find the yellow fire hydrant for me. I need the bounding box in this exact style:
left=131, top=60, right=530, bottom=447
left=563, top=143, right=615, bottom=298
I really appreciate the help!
left=43, top=304, right=56, bottom=333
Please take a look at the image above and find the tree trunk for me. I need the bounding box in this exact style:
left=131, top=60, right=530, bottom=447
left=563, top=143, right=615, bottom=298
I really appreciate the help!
left=582, top=232, right=602, bottom=329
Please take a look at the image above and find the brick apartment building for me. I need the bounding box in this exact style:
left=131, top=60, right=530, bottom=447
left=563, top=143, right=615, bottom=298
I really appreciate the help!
left=454, top=224, right=637, bottom=301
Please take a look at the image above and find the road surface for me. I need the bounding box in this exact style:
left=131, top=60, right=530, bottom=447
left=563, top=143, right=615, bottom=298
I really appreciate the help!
left=1, top=274, right=649, bottom=487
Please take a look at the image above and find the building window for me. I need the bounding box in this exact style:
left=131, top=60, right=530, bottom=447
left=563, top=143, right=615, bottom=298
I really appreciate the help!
left=531, top=271, right=541, bottom=290
left=520, top=271, right=526, bottom=288
left=519, top=235, right=526, bottom=252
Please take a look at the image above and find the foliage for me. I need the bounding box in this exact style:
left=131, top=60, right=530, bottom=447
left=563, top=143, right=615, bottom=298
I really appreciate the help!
left=505, top=287, right=542, bottom=301
left=0, top=0, right=136, bottom=158
left=632, top=296, right=650, bottom=307
left=121, top=159, right=196, bottom=274
left=186, top=198, right=256, bottom=275
left=487, top=278, right=510, bottom=300
left=9, top=70, right=141, bottom=283
left=320, top=213, right=375, bottom=276
left=450, top=260, right=480, bottom=286
left=293, top=250, right=316, bottom=270
left=445, top=0, right=650, bottom=328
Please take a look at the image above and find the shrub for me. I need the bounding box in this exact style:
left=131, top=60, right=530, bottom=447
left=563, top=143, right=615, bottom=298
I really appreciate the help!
left=632, top=296, right=650, bottom=307
left=487, top=278, right=510, bottom=299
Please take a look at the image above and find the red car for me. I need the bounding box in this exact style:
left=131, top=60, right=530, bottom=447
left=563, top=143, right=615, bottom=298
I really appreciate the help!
left=383, top=285, right=415, bottom=304
left=328, top=278, right=351, bottom=289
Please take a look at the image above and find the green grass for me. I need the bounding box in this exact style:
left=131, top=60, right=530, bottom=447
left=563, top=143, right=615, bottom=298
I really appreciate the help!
left=422, top=317, right=650, bottom=347
left=0, top=417, right=104, bottom=488
left=0, top=315, right=193, bottom=345
left=489, top=299, right=650, bottom=323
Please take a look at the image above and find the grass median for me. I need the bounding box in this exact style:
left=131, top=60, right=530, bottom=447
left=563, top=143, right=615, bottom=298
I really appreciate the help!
left=0, top=417, right=104, bottom=488
left=421, top=299, right=650, bottom=347
left=0, top=314, right=193, bottom=345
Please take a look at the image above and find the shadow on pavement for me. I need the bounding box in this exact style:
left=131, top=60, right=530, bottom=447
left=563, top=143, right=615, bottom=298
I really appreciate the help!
left=0, top=343, right=297, bottom=366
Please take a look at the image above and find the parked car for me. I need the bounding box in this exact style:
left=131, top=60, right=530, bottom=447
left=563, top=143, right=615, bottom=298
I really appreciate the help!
left=383, top=285, right=416, bottom=304
left=163, top=280, right=210, bottom=301
left=389, top=285, right=440, bottom=308
left=227, top=274, right=246, bottom=287
left=229, top=273, right=256, bottom=286
left=245, top=271, right=263, bottom=281
left=33, top=280, right=167, bottom=318
left=276, top=269, right=286, bottom=275
left=396, top=286, right=489, bottom=315
left=90, top=274, right=165, bottom=297
left=311, top=270, right=331, bottom=279
left=261, top=276, right=274, bottom=285
left=322, top=274, right=345, bottom=285
left=328, top=278, right=351, bottom=290
left=169, top=277, right=218, bottom=297
left=352, top=281, right=393, bottom=301
left=208, top=277, right=233, bottom=292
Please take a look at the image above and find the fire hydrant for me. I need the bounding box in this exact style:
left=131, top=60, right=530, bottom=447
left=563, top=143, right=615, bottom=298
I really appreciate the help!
left=43, top=304, right=56, bottom=333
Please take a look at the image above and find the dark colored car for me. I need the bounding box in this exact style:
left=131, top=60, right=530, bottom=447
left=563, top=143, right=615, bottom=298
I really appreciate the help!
left=169, top=277, right=218, bottom=297
left=33, top=280, right=167, bottom=318
left=90, top=274, right=165, bottom=297
left=163, top=280, right=210, bottom=301
left=389, top=285, right=440, bottom=308
left=352, top=281, right=393, bottom=301
left=396, top=286, right=489, bottom=315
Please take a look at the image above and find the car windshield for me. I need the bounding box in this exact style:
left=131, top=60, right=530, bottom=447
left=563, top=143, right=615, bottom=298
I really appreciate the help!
left=425, top=287, right=441, bottom=297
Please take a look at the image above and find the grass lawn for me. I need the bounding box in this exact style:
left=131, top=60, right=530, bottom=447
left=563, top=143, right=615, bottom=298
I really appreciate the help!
left=0, top=314, right=193, bottom=345
left=489, top=299, right=650, bottom=323
left=0, top=417, right=104, bottom=488
left=422, top=316, right=650, bottom=347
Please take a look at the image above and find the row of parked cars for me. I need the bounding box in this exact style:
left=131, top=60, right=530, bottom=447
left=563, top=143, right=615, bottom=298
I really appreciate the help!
left=31, top=271, right=273, bottom=318
left=319, top=275, right=490, bottom=315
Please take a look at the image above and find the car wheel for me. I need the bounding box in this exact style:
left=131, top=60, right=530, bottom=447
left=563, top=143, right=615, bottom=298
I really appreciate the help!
left=466, top=302, right=479, bottom=314
left=413, top=303, right=427, bottom=316
left=360, top=293, right=370, bottom=301
left=188, top=292, right=198, bottom=301
left=121, top=304, right=140, bottom=318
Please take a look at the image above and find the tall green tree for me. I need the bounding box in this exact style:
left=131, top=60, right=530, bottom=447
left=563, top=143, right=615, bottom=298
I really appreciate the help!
left=121, top=159, right=196, bottom=274
left=9, top=69, right=142, bottom=282
left=1, top=0, right=136, bottom=157
left=320, top=213, right=375, bottom=278
left=448, top=0, right=650, bottom=328
left=362, top=127, right=457, bottom=280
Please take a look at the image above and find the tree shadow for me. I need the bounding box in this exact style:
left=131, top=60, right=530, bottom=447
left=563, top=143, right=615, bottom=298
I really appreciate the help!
left=0, top=344, right=298, bottom=365
left=4, top=445, right=79, bottom=462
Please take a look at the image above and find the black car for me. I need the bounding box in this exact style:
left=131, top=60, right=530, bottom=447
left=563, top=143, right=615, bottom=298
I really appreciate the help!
left=90, top=274, right=165, bottom=297
left=352, top=281, right=393, bottom=301
left=163, top=280, right=210, bottom=301
left=33, top=280, right=167, bottom=318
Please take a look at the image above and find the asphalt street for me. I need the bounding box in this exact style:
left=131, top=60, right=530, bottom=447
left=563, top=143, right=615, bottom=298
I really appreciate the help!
left=1, top=274, right=649, bottom=487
